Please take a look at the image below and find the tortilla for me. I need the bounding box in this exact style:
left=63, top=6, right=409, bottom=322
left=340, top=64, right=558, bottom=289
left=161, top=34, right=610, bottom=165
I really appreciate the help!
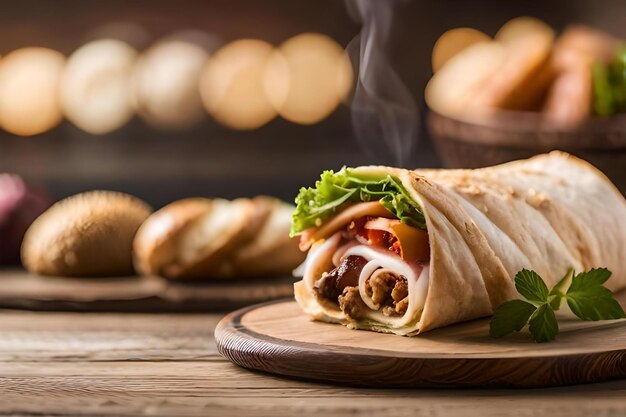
left=292, top=152, right=626, bottom=335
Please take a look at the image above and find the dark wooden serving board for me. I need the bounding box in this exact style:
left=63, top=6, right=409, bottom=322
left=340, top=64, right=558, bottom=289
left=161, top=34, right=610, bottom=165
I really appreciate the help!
left=215, top=293, right=626, bottom=388
left=0, top=269, right=295, bottom=312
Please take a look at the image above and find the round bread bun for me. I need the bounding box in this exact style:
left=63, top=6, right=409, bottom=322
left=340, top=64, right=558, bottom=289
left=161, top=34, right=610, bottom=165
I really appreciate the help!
left=133, top=196, right=303, bottom=279
left=432, top=27, right=491, bottom=73
left=21, top=191, right=152, bottom=277
left=495, top=16, right=555, bottom=45
left=425, top=41, right=506, bottom=117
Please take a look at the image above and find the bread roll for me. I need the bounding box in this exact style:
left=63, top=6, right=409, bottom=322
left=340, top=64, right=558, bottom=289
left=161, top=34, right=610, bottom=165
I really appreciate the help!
left=21, top=191, right=152, bottom=277
left=495, top=16, right=555, bottom=45
left=543, top=65, right=592, bottom=128
left=215, top=198, right=305, bottom=277
left=552, top=25, right=618, bottom=70
left=133, top=196, right=304, bottom=279
left=425, top=41, right=506, bottom=117
left=426, top=17, right=556, bottom=117
left=431, top=27, right=491, bottom=73
left=543, top=25, right=618, bottom=127
left=474, top=17, right=556, bottom=110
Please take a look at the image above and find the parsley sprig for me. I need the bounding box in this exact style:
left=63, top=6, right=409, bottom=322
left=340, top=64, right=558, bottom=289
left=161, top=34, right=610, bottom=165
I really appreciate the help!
left=490, top=268, right=626, bottom=343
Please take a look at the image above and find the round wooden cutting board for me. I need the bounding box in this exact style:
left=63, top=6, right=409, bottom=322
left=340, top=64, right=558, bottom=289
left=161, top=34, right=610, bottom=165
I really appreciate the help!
left=215, top=295, right=626, bottom=388
left=0, top=269, right=295, bottom=312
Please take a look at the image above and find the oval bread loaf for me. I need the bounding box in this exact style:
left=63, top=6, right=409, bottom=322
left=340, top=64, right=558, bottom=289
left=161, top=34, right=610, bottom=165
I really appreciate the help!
left=133, top=196, right=304, bottom=279
left=21, top=190, right=152, bottom=277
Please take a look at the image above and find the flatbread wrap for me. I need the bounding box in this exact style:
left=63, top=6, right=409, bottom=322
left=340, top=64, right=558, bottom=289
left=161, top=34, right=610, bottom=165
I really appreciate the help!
left=291, top=152, right=626, bottom=335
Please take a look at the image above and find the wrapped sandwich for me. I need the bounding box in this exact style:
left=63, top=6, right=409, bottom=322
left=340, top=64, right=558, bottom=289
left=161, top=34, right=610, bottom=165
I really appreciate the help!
left=291, top=152, right=626, bottom=335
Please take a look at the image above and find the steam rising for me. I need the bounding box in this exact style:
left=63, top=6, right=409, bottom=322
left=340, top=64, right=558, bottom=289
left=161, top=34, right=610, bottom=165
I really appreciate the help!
left=346, top=0, right=418, bottom=167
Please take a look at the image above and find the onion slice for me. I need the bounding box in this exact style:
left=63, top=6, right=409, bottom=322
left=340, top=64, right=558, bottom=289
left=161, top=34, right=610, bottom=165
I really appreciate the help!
left=344, top=245, right=429, bottom=326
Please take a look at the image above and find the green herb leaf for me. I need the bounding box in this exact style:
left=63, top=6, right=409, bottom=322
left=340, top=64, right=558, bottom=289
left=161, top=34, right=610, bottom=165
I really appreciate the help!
left=489, top=300, right=536, bottom=338
left=515, top=269, right=549, bottom=304
left=528, top=303, right=559, bottom=343
left=490, top=266, right=624, bottom=343
left=291, top=168, right=426, bottom=236
left=568, top=268, right=611, bottom=290
left=548, top=268, right=573, bottom=310
left=566, top=269, right=626, bottom=321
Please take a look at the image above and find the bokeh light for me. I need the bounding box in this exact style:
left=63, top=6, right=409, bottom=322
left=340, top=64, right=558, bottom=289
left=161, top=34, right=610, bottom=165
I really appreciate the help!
left=132, top=39, right=209, bottom=130
left=60, top=39, right=137, bottom=135
left=0, top=47, right=65, bottom=136
left=264, top=33, right=353, bottom=125
left=0, top=33, right=354, bottom=135
left=199, top=39, right=278, bottom=130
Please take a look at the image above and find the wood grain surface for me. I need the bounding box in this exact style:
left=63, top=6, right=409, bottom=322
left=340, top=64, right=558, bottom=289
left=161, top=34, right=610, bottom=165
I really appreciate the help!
left=1, top=306, right=626, bottom=416
left=0, top=268, right=295, bottom=312
left=215, top=295, right=626, bottom=388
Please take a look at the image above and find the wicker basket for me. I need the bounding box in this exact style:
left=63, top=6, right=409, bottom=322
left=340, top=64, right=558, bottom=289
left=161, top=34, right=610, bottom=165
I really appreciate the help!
left=427, top=111, right=626, bottom=196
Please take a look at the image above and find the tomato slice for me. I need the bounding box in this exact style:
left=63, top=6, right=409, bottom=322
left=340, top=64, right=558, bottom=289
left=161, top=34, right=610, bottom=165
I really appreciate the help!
left=364, top=217, right=430, bottom=262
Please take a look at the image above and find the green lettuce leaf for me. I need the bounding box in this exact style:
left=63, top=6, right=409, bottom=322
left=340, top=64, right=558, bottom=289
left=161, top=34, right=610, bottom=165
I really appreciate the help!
left=290, top=167, right=426, bottom=236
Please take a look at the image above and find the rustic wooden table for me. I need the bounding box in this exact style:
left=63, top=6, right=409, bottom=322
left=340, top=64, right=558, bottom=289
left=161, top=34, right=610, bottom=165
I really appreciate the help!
left=0, top=307, right=625, bottom=416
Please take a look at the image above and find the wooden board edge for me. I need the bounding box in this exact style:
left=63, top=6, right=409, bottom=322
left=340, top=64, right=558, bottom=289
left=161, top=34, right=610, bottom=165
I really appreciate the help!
left=215, top=300, right=626, bottom=388
left=0, top=270, right=296, bottom=312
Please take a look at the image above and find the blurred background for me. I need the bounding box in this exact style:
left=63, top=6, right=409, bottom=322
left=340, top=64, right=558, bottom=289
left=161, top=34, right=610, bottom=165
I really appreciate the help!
left=2, top=0, right=626, bottom=207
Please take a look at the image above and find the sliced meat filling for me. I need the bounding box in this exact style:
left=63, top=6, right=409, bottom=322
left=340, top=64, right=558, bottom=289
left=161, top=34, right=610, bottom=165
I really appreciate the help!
left=314, top=255, right=367, bottom=301
left=315, top=255, right=409, bottom=319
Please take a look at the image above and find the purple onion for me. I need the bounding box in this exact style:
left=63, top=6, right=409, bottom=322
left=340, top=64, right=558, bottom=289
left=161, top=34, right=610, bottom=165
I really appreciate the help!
left=0, top=174, right=53, bottom=265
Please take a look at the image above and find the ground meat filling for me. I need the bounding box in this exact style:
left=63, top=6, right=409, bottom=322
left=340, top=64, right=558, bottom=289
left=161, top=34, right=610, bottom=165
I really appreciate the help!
left=314, top=255, right=409, bottom=319
left=366, top=270, right=409, bottom=317
left=338, top=287, right=367, bottom=318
